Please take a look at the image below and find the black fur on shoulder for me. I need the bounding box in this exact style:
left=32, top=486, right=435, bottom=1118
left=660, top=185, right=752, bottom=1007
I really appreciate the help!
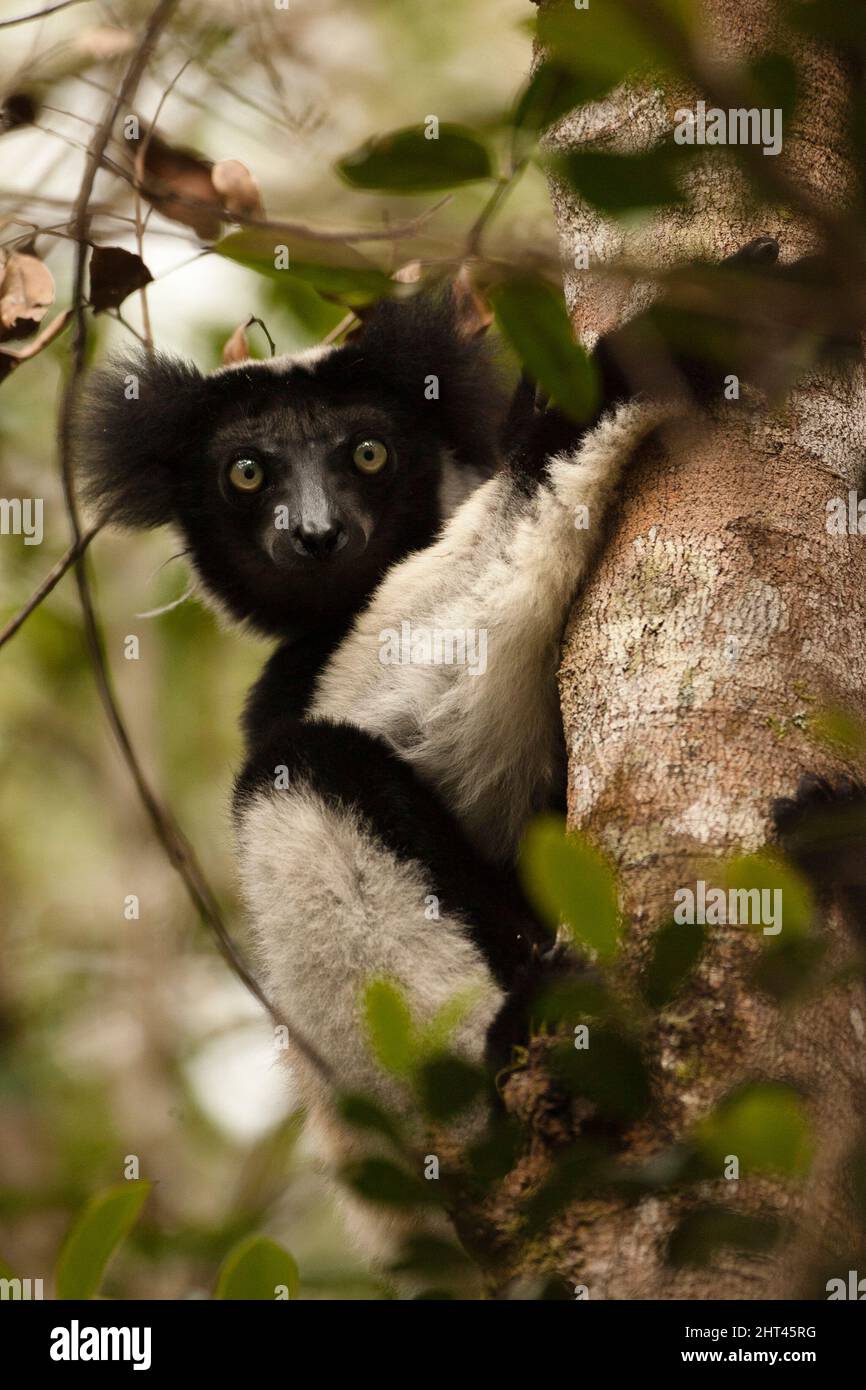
left=74, top=352, right=207, bottom=529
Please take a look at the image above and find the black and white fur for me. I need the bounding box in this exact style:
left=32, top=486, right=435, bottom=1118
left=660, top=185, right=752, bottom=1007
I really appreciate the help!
left=75, top=241, right=787, bottom=1268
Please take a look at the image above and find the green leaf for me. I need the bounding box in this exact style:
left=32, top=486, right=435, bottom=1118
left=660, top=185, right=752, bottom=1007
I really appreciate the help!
left=783, top=0, right=866, bottom=48
left=747, top=52, right=798, bottom=122
left=55, top=1181, right=150, bottom=1300
left=693, top=1082, right=813, bottom=1178
left=264, top=275, right=346, bottom=342
left=363, top=978, right=415, bottom=1077
left=415, top=1054, right=485, bottom=1123
left=337, top=124, right=492, bottom=192
left=724, top=851, right=813, bottom=938
left=490, top=279, right=598, bottom=423
left=519, top=816, right=620, bottom=959
left=523, top=1142, right=607, bottom=1234
left=416, top=985, right=485, bottom=1057
left=551, top=1029, right=651, bottom=1122
left=512, top=60, right=598, bottom=138
left=466, top=1118, right=524, bottom=1186
left=214, top=231, right=391, bottom=306
left=667, top=1207, right=782, bottom=1268
left=216, top=1235, right=299, bottom=1300
left=390, top=1235, right=472, bottom=1277
left=811, top=704, right=866, bottom=758
left=342, top=1158, right=435, bottom=1208
left=751, top=935, right=827, bottom=1005
left=556, top=144, right=689, bottom=213
left=532, top=971, right=614, bottom=1026
left=336, top=1091, right=404, bottom=1144
left=640, top=920, right=706, bottom=1009
left=535, top=1, right=688, bottom=100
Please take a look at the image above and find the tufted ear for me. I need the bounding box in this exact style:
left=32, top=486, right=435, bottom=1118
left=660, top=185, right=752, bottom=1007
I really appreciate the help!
left=75, top=351, right=206, bottom=529
left=344, top=283, right=507, bottom=469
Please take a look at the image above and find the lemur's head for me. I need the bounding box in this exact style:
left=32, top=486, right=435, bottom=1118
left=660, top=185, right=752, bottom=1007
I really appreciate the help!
left=76, top=288, right=504, bottom=636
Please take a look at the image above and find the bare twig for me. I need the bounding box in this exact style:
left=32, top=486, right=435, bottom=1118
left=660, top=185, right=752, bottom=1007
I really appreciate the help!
left=245, top=315, right=276, bottom=357
left=0, top=521, right=100, bottom=650
left=321, top=310, right=357, bottom=344
left=466, top=161, right=528, bottom=259
left=51, top=0, right=334, bottom=1084
left=0, top=0, right=86, bottom=29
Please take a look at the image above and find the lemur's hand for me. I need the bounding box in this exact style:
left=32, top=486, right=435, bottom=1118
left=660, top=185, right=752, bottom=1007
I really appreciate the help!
left=504, top=390, right=588, bottom=487
left=595, top=235, right=860, bottom=407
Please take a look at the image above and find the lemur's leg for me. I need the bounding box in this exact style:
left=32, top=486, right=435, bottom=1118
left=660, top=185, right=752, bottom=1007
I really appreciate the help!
left=234, top=717, right=550, bottom=1097
left=234, top=718, right=561, bottom=1273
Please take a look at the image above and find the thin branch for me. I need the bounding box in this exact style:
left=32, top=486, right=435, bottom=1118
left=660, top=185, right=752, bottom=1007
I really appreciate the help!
left=245, top=314, right=276, bottom=357
left=0, top=0, right=86, bottom=29
left=321, top=310, right=357, bottom=344
left=51, top=0, right=335, bottom=1085
left=466, top=160, right=528, bottom=259
left=111, top=307, right=148, bottom=346
left=137, top=55, right=192, bottom=244
left=0, top=522, right=101, bottom=650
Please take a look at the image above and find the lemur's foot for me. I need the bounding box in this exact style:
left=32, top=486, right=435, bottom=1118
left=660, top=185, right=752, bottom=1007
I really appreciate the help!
left=484, top=939, right=592, bottom=1078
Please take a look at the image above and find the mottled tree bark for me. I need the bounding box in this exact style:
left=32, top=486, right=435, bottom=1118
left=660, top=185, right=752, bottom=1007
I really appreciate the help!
left=488, top=0, right=866, bottom=1298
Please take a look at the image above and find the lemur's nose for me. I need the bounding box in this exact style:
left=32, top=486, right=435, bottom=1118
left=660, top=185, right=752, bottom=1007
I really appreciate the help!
left=291, top=520, right=347, bottom=559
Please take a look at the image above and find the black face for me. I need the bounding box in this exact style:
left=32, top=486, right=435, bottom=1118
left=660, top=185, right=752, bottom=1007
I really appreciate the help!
left=173, top=364, right=449, bottom=636
left=76, top=288, right=507, bottom=639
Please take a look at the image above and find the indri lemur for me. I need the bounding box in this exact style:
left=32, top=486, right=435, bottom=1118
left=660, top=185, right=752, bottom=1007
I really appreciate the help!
left=78, top=235, right=819, bottom=1262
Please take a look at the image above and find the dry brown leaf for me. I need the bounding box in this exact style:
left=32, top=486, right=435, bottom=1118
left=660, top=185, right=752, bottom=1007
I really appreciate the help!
left=0, top=309, right=72, bottom=386
left=212, top=160, right=264, bottom=220
left=222, top=322, right=251, bottom=366
left=0, top=251, right=55, bottom=342
left=452, top=264, right=493, bottom=337
left=392, top=260, right=423, bottom=284
left=1, top=93, right=36, bottom=133
left=89, top=246, right=153, bottom=314
left=140, top=133, right=222, bottom=242
left=75, top=26, right=135, bottom=60
left=0, top=309, right=72, bottom=362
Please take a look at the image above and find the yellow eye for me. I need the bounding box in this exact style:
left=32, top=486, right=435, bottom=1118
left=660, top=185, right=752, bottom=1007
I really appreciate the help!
left=352, top=439, right=388, bottom=474
left=229, top=457, right=265, bottom=493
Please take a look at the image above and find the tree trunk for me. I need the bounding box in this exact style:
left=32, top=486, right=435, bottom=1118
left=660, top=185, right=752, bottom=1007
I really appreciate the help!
left=489, top=0, right=866, bottom=1299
